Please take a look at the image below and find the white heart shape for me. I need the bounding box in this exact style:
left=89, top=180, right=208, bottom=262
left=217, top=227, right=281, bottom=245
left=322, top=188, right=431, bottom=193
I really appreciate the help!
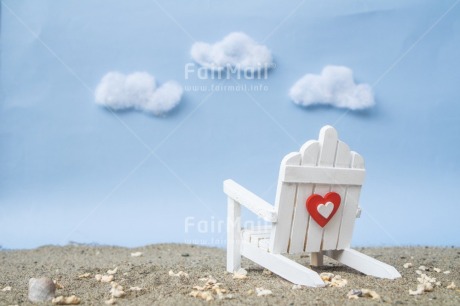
left=317, top=202, right=334, bottom=218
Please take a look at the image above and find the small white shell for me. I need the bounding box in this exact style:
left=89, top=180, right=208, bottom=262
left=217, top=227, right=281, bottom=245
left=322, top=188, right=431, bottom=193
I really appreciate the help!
left=233, top=268, right=248, bottom=279
left=447, top=282, right=456, bottom=289
left=110, top=282, right=125, bottom=298
left=256, top=287, right=273, bottom=296
left=101, top=275, right=114, bottom=283
left=403, top=263, right=413, bottom=268
left=129, top=286, right=143, bottom=291
left=168, top=270, right=189, bottom=277
left=1, top=286, right=11, bottom=292
left=104, top=297, right=116, bottom=305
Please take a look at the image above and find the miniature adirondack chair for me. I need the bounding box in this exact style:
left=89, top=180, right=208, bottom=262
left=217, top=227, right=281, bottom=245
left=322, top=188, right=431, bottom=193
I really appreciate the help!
left=224, top=125, right=401, bottom=287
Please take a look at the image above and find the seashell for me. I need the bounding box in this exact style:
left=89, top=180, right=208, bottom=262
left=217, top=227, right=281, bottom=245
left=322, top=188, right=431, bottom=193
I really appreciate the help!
left=1, top=286, right=11, bottom=292
left=104, top=297, right=116, bottom=305
left=330, top=275, right=348, bottom=288
left=319, top=272, right=334, bottom=282
left=168, top=270, right=189, bottom=277
left=130, top=252, right=143, bottom=257
left=256, top=287, right=272, bottom=296
left=403, top=263, right=413, bottom=268
left=446, top=282, right=456, bottom=289
left=189, top=290, right=213, bottom=301
left=110, top=282, right=125, bottom=298
left=101, top=275, right=114, bottom=283
left=409, top=284, right=425, bottom=295
left=129, top=286, right=143, bottom=291
left=233, top=268, right=248, bottom=279
left=78, top=273, right=91, bottom=279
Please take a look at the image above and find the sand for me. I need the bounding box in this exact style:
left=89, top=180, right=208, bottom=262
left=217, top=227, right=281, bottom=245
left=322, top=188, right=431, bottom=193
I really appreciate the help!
left=0, top=244, right=458, bottom=305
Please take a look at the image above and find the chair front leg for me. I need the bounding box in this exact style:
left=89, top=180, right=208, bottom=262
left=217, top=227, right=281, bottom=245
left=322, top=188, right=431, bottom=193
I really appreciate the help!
left=310, top=252, right=324, bottom=267
left=227, top=197, right=242, bottom=272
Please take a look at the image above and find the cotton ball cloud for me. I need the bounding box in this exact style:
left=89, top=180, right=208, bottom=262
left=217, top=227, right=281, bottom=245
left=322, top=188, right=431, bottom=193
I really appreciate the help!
left=289, top=66, right=374, bottom=110
left=191, top=32, right=273, bottom=70
left=95, top=72, right=183, bottom=116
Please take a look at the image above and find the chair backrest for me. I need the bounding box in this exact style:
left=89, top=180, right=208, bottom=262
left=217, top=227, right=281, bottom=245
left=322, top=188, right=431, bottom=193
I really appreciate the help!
left=269, top=125, right=365, bottom=254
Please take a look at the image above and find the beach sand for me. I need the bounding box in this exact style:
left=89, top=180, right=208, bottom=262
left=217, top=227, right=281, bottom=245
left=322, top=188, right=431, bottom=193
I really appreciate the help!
left=0, top=244, right=458, bottom=305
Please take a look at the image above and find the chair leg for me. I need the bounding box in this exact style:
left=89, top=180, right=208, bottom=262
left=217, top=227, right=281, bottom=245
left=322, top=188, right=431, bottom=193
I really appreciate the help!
left=227, top=198, right=241, bottom=272
left=241, top=242, right=325, bottom=287
left=325, top=248, right=401, bottom=279
left=310, top=252, right=324, bottom=266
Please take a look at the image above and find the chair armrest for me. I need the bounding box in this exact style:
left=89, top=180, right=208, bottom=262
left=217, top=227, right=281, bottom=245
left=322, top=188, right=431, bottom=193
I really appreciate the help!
left=223, top=179, right=277, bottom=222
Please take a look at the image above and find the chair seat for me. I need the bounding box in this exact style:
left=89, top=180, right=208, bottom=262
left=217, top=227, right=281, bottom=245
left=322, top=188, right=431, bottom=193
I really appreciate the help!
left=241, top=225, right=271, bottom=251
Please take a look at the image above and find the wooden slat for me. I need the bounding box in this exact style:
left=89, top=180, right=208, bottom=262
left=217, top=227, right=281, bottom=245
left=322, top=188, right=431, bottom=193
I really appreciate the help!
left=288, top=141, right=319, bottom=254
left=321, top=141, right=352, bottom=250
left=241, top=242, right=325, bottom=287
left=325, top=248, right=401, bottom=279
left=223, top=180, right=277, bottom=222
left=282, top=166, right=365, bottom=185
left=226, top=198, right=241, bottom=272
left=305, top=126, right=338, bottom=253
left=269, top=152, right=301, bottom=254
left=336, top=152, right=364, bottom=249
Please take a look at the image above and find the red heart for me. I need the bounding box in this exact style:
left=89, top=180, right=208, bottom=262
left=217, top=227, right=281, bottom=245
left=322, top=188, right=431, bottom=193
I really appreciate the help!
left=306, top=192, right=341, bottom=227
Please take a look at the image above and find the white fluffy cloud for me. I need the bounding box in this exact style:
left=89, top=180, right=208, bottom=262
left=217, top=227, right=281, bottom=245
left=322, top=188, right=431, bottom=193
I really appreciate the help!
left=95, top=72, right=183, bottom=116
left=191, top=32, right=273, bottom=70
left=289, top=66, right=374, bottom=110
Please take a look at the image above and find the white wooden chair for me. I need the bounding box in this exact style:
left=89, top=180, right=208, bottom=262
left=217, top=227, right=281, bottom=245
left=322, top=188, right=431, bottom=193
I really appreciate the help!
left=224, top=125, right=401, bottom=287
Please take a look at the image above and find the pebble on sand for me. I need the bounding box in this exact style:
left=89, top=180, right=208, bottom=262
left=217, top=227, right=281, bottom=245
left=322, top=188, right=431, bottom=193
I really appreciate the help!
left=52, top=295, right=81, bottom=305
left=28, top=277, right=56, bottom=302
left=347, top=289, right=380, bottom=300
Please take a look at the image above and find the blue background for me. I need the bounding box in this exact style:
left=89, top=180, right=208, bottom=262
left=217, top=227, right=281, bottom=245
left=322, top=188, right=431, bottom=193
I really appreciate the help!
left=1, top=0, right=459, bottom=249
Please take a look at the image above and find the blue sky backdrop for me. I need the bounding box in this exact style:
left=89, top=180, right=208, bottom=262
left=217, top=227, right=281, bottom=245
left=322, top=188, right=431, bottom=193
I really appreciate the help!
left=1, top=0, right=459, bottom=249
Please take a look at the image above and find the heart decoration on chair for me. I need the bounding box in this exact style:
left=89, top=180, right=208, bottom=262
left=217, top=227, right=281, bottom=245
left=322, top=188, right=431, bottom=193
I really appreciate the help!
left=306, top=192, right=341, bottom=227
